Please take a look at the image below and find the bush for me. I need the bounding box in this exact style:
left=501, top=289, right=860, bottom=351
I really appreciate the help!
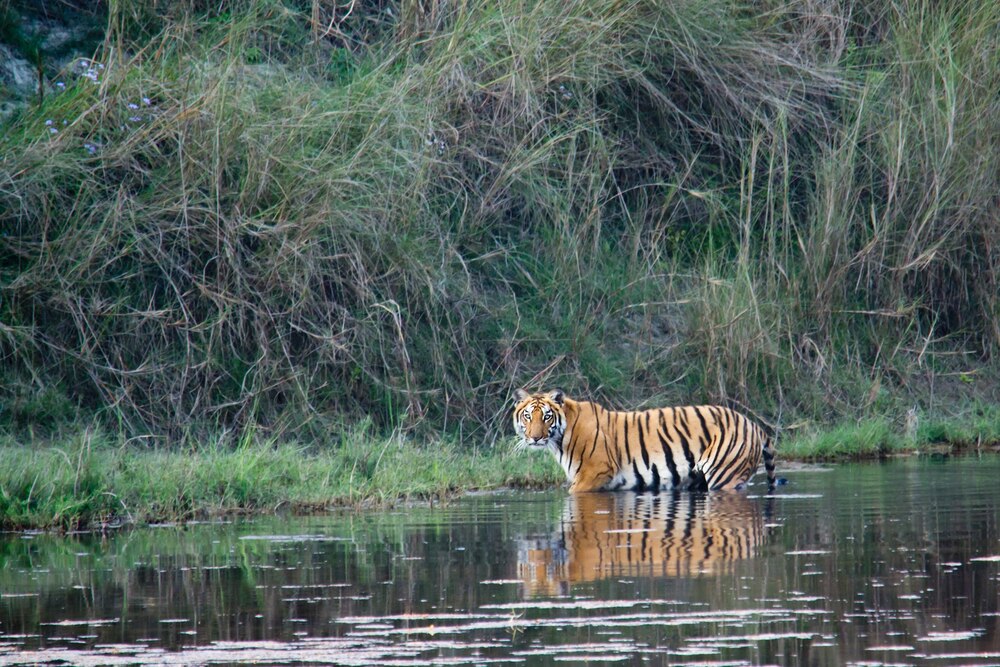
left=1, top=0, right=996, bottom=444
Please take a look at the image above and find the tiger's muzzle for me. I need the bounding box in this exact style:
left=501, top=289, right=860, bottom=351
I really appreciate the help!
left=524, top=435, right=549, bottom=448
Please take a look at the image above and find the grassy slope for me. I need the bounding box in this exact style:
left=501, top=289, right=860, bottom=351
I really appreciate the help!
left=1, top=0, right=999, bottom=527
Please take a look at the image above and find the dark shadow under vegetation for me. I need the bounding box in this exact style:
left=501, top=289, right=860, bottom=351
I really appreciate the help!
left=1, top=1, right=998, bottom=472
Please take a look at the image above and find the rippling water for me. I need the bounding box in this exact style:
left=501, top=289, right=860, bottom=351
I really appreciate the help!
left=1, top=454, right=999, bottom=665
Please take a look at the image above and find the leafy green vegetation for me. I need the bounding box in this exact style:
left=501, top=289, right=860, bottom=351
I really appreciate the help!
left=1, top=0, right=998, bottom=526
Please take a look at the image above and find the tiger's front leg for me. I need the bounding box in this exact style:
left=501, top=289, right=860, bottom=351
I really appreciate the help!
left=689, top=466, right=709, bottom=491
left=568, top=472, right=613, bottom=493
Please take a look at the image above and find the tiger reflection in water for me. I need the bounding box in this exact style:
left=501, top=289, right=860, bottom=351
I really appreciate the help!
left=519, top=491, right=771, bottom=596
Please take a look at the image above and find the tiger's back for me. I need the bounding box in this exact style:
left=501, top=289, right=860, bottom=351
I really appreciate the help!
left=513, top=390, right=776, bottom=492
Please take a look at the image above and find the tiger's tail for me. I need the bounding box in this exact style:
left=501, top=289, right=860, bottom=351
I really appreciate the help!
left=762, top=436, right=777, bottom=491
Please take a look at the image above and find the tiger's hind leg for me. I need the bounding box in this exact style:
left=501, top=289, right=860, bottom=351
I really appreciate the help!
left=763, top=437, right=778, bottom=491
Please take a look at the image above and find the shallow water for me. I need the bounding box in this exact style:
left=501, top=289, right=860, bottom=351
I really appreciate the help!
left=1, top=454, right=999, bottom=665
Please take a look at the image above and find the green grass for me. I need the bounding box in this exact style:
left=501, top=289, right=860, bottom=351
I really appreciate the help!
left=781, top=419, right=907, bottom=460
left=781, top=404, right=1000, bottom=461
left=0, top=423, right=561, bottom=530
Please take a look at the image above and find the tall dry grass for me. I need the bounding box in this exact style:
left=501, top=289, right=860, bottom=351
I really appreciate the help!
left=1, top=0, right=996, bottom=444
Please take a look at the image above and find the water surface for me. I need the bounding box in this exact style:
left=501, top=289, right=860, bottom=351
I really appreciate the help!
left=1, top=454, right=999, bottom=665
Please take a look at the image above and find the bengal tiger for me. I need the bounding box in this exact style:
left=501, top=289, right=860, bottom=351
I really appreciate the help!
left=512, top=389, right=776, bottom=492
left=519, top=491, right=769, bottom=596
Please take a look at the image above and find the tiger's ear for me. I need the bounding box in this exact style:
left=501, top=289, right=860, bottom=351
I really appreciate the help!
left=513, top=388, right=530, bottom=403
left=549, top=389, right=565, bottom=405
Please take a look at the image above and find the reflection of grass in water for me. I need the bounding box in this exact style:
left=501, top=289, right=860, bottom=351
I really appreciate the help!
left=0, top=489, right=564, bottom=628
left=0, top=422, right=561, bottom=529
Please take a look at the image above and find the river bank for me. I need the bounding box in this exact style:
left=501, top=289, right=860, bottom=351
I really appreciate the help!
left=3, top=405, right=999, bottom=531
left=0, top=423, right=559, bottom=531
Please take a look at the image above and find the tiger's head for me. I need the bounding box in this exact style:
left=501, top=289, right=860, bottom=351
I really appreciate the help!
left=513, top=388, right=567, bottom=452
